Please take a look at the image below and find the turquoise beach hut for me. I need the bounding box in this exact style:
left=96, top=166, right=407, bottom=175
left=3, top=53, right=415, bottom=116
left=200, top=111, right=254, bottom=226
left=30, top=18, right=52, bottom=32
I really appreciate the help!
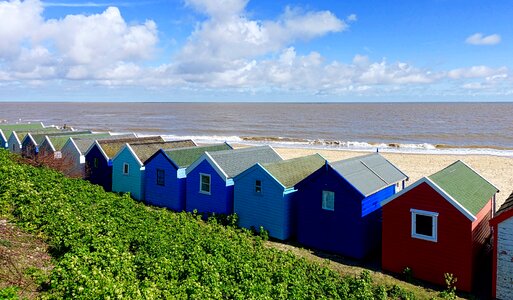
left=185, top=146, right=283, bottom=215
left=143, top=143, right=233, bottom=211
left=234, top=154, right=325, bottom=240
left=112, top=140, right=196, bottom=201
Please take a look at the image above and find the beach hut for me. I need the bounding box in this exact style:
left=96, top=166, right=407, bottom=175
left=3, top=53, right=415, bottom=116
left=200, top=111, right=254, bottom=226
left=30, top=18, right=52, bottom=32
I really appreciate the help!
left=112, top=140, right=196, bottom=201
left=8, top=128, right=66, bottom=154
left=143, top=143, right=233, bottom=211
left=84, top=136, right=164, bottom=191
left=0, top=122, right=45, bottom=149
left=58, top=134, right=136, bottom=178
left=295, top=153, right=407, bottom=259
left=490, top=191, right=513, bottom=299
left=185, top=146, right=283, bottom=215
left=21, top=130, right=88, bottom=159
left=381, top=160, right=498, bottom=292
left=38, top=132, right=110, bottom=160
left=234, top=154, right=325, bottom=240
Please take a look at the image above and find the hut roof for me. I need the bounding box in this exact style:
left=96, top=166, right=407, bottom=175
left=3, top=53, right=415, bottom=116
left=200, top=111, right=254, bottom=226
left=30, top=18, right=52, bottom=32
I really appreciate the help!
left=429, top=160, right=498, bottom=216
left=160, top=143, right=232, bottom=167
left=98, top=136, right=164, bottom=158
left=129, top=140, right=196, bottom=163
left=47, top=133, right=110, bottom=151
left=72, top=134, right=136, bottom=154
left=331, top=153, right=408, bottom=197
left=0, top=123, right=44, bottom=138
left=207, top=146, right=282, bottom=178
left=262, top=154, right=325, bottom=188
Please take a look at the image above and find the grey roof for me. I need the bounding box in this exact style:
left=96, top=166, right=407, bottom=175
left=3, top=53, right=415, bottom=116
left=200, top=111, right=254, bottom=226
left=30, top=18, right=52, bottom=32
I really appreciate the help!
left=208, top=146, right=282, bottom=178
left=497, top=191, right=513, bottom=216
left=331, top=153, right=408, bottom=196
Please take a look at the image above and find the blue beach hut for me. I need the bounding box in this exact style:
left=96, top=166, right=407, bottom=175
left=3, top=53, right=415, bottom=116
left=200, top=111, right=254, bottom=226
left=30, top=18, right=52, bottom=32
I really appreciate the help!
left=295, top=153, right=408, bottom=259
left=143, top=143, right=233, bottom=211
left=234, top=154, right=325, bottom=240
left=84, top=136, right=164, bottom=191
left=0, top=123, right=45, bottom=149
left=185, top=146, right=283, bottom=215
left=112, top=140, right=196, bottom=201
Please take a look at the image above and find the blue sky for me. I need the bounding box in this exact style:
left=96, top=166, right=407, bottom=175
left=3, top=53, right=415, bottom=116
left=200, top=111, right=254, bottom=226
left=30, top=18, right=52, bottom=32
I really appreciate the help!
left=0, top=0, right=511, bottom=102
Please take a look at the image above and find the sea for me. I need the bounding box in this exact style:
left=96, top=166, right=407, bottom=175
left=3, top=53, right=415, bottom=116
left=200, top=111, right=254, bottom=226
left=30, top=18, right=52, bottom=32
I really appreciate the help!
left=2, top=102, right=513, bottom=156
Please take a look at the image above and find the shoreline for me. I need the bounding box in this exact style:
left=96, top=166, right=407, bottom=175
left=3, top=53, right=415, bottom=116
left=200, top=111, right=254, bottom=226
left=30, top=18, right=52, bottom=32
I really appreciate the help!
left=272, top=147, right=513, bottom=208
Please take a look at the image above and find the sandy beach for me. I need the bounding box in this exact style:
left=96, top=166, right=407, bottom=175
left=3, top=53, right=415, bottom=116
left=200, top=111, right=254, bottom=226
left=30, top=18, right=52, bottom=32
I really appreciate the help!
left=274, top=147, right=513, bottom=208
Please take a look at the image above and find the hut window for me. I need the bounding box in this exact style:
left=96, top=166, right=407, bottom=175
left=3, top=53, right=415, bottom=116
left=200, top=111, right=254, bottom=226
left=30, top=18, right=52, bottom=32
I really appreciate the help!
left=123, top=163, right=130, bottom=175
left=322, top=190, right=335, bottom=211
left=411, top=209, right=438, bottom=242
left=157, top=169, right=165, bottom=186
left=93, top=158, right=99, bottom=168
left=200, top=173, right=211, bottom=194
left=255, top=180, right=262, bottom=193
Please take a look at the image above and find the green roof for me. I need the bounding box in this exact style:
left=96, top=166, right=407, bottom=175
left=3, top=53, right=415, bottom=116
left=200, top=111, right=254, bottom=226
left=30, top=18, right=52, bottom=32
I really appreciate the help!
left=428, top=160, right=498, bottom=216
left=129, top=140, right=196, bottom=162
left=73, top=134, right=136, bottom=154
left=263, top=154, right=325, bottom=188
left=14, top=128, right=69, bottom=141
left=0, top=123, right=44, bottom=138
left=49, top=133, right=112, bottom=151
left=30, top=131, right=92, bottom=145
left=163, top=143, right=232, bottom=167
left=99, top=136, right=165, bottom=158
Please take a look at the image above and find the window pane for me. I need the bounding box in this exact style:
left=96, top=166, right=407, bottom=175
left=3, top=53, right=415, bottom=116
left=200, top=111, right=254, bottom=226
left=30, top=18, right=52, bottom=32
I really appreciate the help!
left=200, top=175, right=210, bottom=193
left=255, top=180, right=262, bottom=193
left=123, top=163, right=129, bottom=174
left=157, top=169, right=165, bottom=186
left=322, top=191, right=335, bottom=211
left=415, top=214, right=433, bottom=237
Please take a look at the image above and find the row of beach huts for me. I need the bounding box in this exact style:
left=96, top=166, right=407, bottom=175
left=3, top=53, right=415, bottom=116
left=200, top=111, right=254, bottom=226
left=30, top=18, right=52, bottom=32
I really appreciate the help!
left=1, top=122, right=513, bottom=298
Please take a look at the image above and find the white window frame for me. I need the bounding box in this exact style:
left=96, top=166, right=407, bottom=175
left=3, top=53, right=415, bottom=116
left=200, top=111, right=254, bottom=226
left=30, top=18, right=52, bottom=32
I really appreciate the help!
left=255, top=179, right=262, bottom=194
left=322, top=190, right=335, bottom=211
left=123, top=163, right=130, bottom=175
left=411, top=209, right=438, bottom=242
left=199, top=173, right=211, bottom=194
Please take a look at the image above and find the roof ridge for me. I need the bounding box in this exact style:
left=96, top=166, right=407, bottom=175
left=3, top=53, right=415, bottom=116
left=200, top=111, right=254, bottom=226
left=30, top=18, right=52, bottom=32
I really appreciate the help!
left=359, top=159, right=389, bottom=185
left=262, top=153, right=323, bottom=167
left=209, top=145, right=271, bottom=157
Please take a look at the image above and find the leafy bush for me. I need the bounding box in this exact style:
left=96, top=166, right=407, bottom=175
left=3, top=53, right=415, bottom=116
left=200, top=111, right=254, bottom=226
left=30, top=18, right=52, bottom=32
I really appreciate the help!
left=0, top=150, right=417, bottom=299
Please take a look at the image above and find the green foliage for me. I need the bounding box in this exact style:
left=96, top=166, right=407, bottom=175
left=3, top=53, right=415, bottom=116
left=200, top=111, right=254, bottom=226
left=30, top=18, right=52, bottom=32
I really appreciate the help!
left=402, top=266, right=413, bottom=283
left=438, top=273, right=457, bottom=300
left=0, top=286, right=19, bottom=300
left=0, top=149, right=418, bottom=299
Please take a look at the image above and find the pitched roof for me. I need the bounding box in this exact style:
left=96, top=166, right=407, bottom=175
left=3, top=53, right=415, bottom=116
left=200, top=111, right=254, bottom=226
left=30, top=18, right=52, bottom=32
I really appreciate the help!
left=0, top=123, right=44, bottom=138
left=262, top=154, right=325, bottom=188
left=14, top=128, right=64, bottom=141
left=496, top=191, right=513, bottom=216
left=208, top=146, right=283, bottom=178
left=428, top=160, right=498, bottom=216
left=161, top=143, right=233, bottom=167
left=98, top=136, right=165, bottom=158
left=331, top=153, right=408, bottom=196
left=72, top=134, right=136, bottom=154
left=30, top=130, right=92, bottom=145
left=129, top=140, right=196, bottom=163
left=47, top=133, right=111, bottom=151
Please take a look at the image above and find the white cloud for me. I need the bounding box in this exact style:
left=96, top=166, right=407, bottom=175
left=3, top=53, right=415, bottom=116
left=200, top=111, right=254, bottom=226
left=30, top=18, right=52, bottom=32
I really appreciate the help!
left=0, top=0, right=158, bottom=80
left=465, top=33, right=501, bottom=45
left=447, top=65, right=507, bottom=79
left=175, top=0, right=345, bottom=75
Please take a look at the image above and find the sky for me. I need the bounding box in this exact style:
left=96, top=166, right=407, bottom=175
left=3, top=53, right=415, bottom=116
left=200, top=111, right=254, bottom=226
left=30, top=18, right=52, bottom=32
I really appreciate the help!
left=0, top=0, right=512, bottom=102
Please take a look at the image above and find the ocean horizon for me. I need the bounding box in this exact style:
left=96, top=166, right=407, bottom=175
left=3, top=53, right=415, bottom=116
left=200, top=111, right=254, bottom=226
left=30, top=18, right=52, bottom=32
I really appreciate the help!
left=2, top=102, right=513, bottom=156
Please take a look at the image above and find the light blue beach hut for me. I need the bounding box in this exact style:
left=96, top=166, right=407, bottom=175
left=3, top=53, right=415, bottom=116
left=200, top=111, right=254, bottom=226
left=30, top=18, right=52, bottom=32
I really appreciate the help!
left=233, top=154, right=325, bottom=240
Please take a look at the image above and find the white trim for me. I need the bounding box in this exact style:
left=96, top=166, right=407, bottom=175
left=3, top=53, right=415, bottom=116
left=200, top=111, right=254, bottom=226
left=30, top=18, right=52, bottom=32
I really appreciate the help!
left=199, top=173, right=211, bottom=194
left=42, top=136, right=56, bottom=152
left=233, top=163, right=286, bottom=189
left=381, top=177, right=477, bottom=221
left=112, top=144, right=143, bottom=167
left=186, top=153, right=228, bottom=181
left=411, top=209, right=438, bottom=242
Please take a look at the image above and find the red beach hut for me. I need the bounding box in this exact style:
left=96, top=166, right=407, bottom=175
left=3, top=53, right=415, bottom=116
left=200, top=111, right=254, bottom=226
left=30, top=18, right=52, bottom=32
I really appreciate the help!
left=490, top=191, right=513, bottom=299
left=381, top=160, right=498, bottom=292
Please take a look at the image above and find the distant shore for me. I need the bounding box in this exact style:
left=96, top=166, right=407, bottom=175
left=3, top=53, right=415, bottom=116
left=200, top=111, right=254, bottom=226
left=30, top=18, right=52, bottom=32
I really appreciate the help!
left=273, top=147, right=513, bottom=208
